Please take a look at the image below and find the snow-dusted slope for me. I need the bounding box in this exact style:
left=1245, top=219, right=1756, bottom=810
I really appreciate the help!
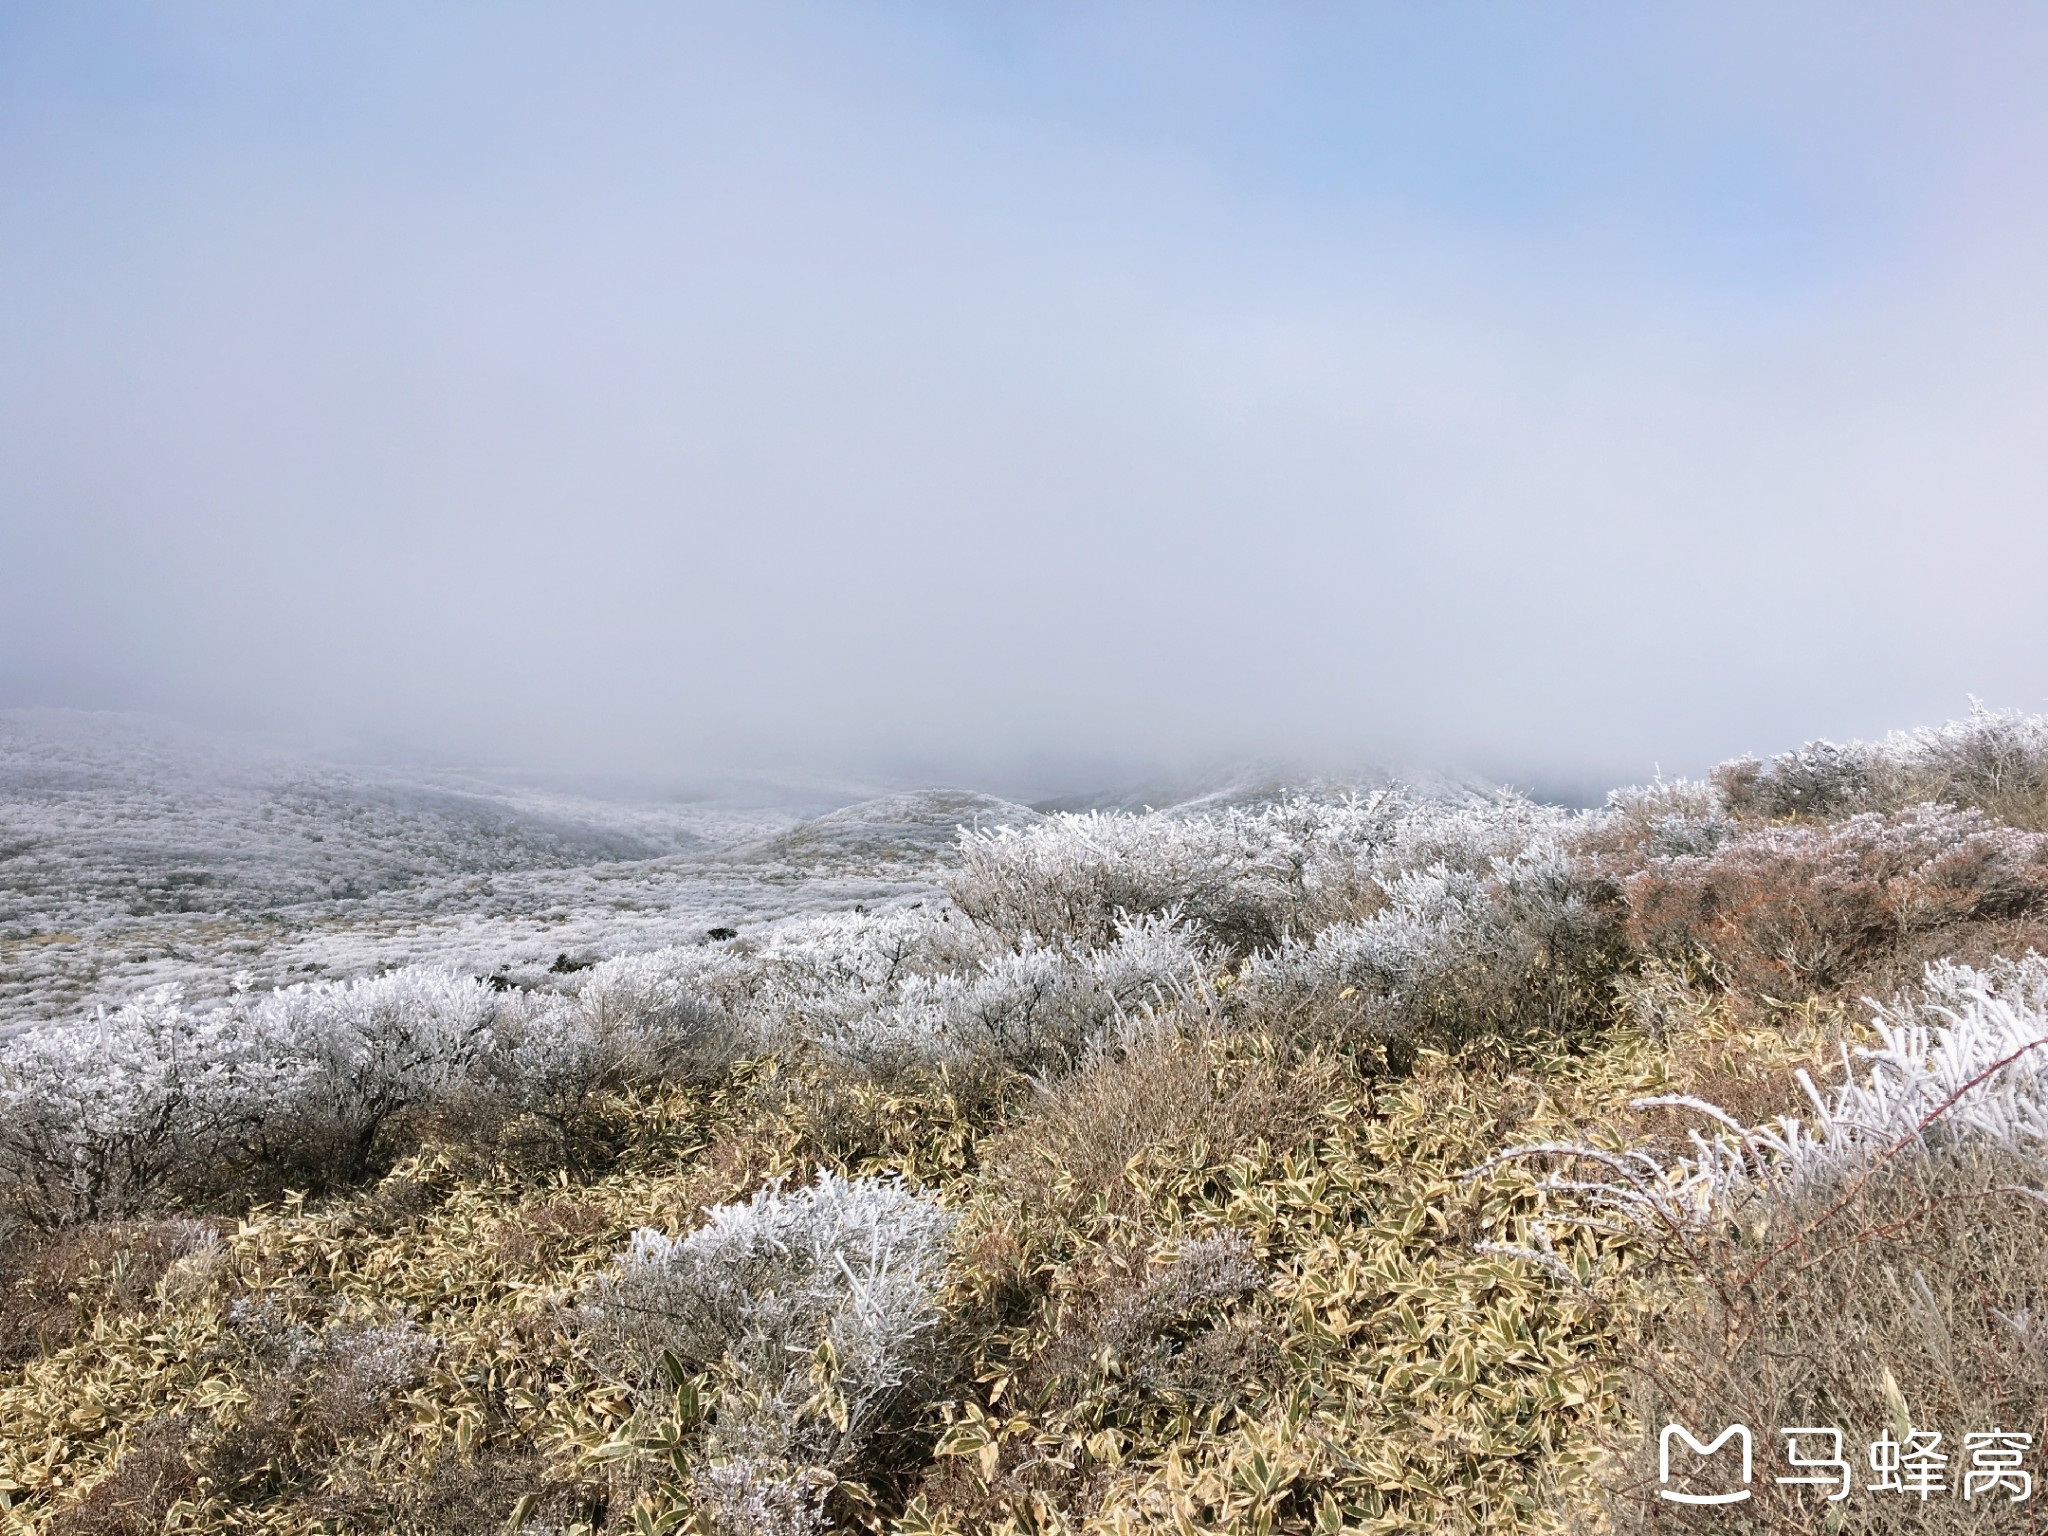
left=0, top=713, right=1038, bottom=1031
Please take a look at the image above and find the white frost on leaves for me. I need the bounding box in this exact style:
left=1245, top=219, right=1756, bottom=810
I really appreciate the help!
left=0, top=967, right=502, bottom=1218
left=242, top=968, right=499, bottom=1170
left=1666, top=955, right=2048, bottom=1204
left=587, top=1170, right=956, bottom=1510
left=822, top=912, right=1208, bottom=1071
left=1487, top=957, right=2048, bottom=1239
left=947, top=789, right=1575, bottom=955
left=0, top=985, right=288, bottom=1223
left=1232, top=836, right=1613, bottom=1039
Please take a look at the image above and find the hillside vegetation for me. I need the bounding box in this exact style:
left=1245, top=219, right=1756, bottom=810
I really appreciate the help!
left=6, top=709, right=2048, bottom=1535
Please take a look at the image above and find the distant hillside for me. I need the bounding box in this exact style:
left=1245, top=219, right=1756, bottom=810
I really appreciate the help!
left=1, top=714, right=1008, bottom=1029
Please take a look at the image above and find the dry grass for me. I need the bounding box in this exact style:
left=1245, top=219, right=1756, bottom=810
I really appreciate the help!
left=18, top=770, right=2048, bottom=1535
left=41, top=1413, right=205, bottom=1536
left=977, top=1027, right=1332, bottom=1221
left=1, top=1031, right=1666, bottom=1536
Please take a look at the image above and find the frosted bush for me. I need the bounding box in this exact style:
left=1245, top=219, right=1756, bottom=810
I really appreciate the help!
left=825, top=913, right=1209, bottom=1072
left=0, top=986, right=296, bottom=1223
left=509, top=906, right=1067, bottom=1095
left=1236, top=868, right=1491, bottom=1038
left=948, top=792, right=1612, bottom=1054
left=539, top=944, right=752, bottom=1088
left=586, top=1170, right=956, bottom=1502
left=1, top=965, right=513, bottom=1219
left=743, top=908, right=989, bottom=1037
left=1875, top=706, right=2048, bottom=831
left=949, top=808, right=1276, bottom=951
left=688, top=1454, right=830, bottom=1536
left=1713, top=707, right=2048, bottom=830
left=948, top=790, right=1571, bottom=956
left=656, top=903, right=1200, bottom=1071
left=576, top=943, right=755, bottom=1036
left=1715, top=738, right=1877, bottom=821
left=1232, top=839, right=1624, bottom=1046
left=827, top=945, right=1087, bottom=1072
left=481, top=991, right=610, bottom=1127
left=1374, top=794, right=1575, bottom=876
left=1088, top=908, right=1214, bottom=1006
left=243, top=967, right=499, bottom=1178
left=308, top=1313, right=442, bottom=1411
left=1595, top=777, right=1736, bottom=860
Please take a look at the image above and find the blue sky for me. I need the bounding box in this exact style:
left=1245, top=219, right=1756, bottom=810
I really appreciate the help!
left=4, top=3, right=2046, bottom=789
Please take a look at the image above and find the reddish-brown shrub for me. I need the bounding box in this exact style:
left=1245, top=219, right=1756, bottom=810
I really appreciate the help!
left=1624, top=805, right=2048, bottom=999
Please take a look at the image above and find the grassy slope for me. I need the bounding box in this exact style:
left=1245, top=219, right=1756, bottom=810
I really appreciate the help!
left=3, top=1007, right=1823, bottom=1536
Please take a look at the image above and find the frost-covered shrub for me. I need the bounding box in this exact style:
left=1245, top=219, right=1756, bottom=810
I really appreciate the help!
left=688, top=1455, right=831, bottom=1536
left=298, top=1314, right=442, bottom=1442
left=945, top=790, right=1617, bottom=1058
left=0, top=988, right=297, bottom=1224
left=948, top=791, right=1570, bottom=957
left=740, top=908, right=990, bottom=1039
left=1625, top=804, right=2048, bottom=997
left=1714, top=738, right=1877, bottom=822
left=949, top=808, right=1288, bottom=953
left=1, top=966, right=507, bottom=1220
left=1673, top=955, right=2048, bottom=1207
left=487, top=945, right=751, bottom=1117
left=1096, top=1232, right=1265, bottom=1346
left=1588, top=777, right=1736, bottom=862
left=824, top=913, right=1209, bottom=1072
left=1232, top=840, right=1627, bottom=1049
left=1873, top=706, right=2048, bottom=831
left=471, top=990, right=612, bottom=1141
left=1376, top=794, right=1576, bottom=876
left=243, top=968, right=500, bottom=1179
left=580, top=906, right=1198, bottom=1075
left=1713, top=708, right=2048, bottom=831
left=585, top=1171, right=956, bottom=1521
